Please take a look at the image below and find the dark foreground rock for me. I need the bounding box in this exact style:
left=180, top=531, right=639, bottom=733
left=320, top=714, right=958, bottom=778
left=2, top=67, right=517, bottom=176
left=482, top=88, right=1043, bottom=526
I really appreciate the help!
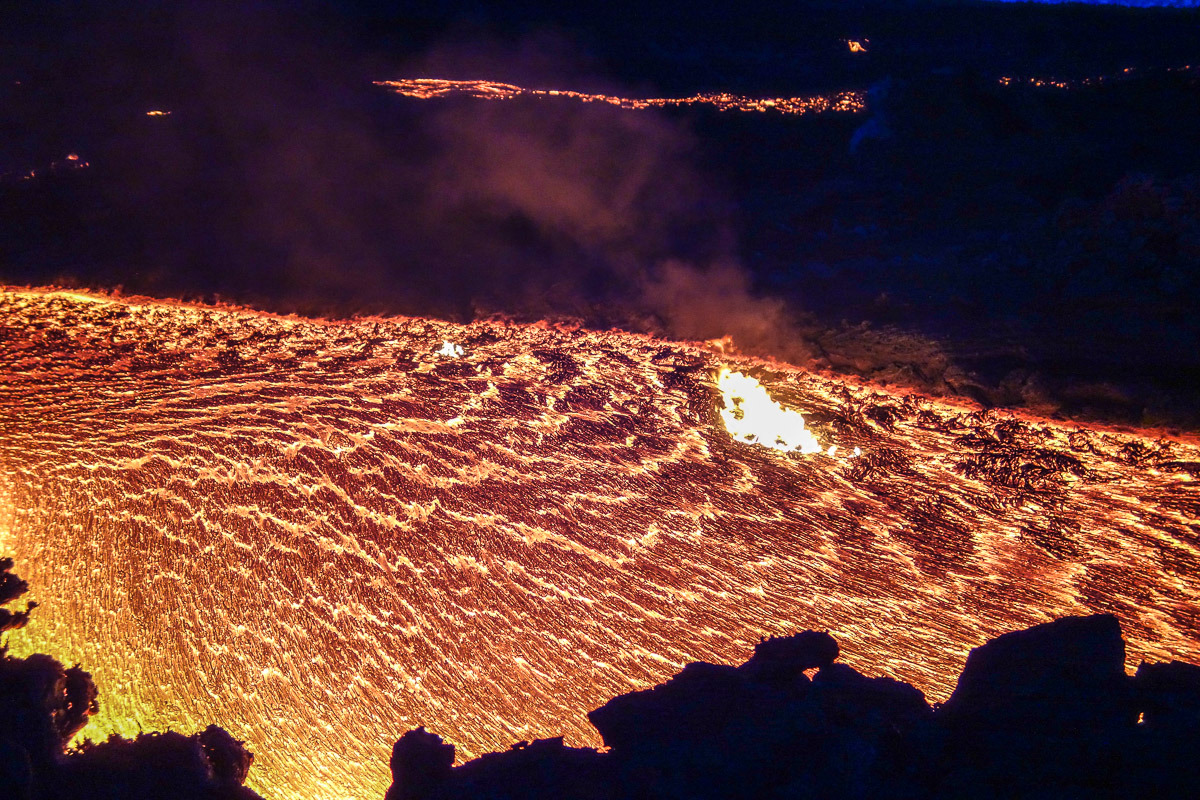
left=391, top=617, right=1200, bottom=800
left=0, top=558, right=261, bottom=800
left=4, top=546, right=1199, bottom=800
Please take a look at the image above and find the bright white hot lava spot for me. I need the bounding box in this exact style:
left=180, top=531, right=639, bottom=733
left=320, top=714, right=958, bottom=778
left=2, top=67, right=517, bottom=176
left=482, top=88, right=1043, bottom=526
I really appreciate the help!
left=1, top=289, right=1198, bottom=800
left=718, top=369, right=823, bottom=455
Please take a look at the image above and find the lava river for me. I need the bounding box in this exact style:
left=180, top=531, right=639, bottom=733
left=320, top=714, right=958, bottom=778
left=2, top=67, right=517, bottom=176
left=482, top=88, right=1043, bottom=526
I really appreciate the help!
left=0, top=288, right=1197, bottom=800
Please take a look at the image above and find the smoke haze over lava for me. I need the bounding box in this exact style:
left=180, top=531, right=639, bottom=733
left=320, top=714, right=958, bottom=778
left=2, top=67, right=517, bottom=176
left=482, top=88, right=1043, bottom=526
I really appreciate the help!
left=2, top=289, right=1197, bottom=800
left=3, top=3, right=772, bottom=338
left=5, top=1, right=1200, bottom=424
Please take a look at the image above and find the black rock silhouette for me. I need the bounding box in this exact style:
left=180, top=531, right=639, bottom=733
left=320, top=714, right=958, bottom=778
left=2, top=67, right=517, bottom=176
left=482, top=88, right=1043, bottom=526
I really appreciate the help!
left=937, top=614, right=1136, bottom=797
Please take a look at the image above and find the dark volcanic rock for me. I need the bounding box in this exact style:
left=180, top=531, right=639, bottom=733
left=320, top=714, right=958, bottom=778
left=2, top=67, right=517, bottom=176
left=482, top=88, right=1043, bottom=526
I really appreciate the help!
left=386, top=730, right=608, bottom=800
left=0, top=654, right=97, bottom=774
left=441, top=737, right=609, bottom=800
left=588, top=661, right=758, bottom=754
left=589, top=660, right=785, bottom=799
left=1135, top=660, right=1200, bottom=732
left=0, top=736, right=33, bottom=800
left=937, top=614, right=1136, bottom=798
left=939, top=614, right=1132, bottom=728
left=1130, top=660, right=1200, bottom=799
left=0, top=560, right=262, bottom=800
left=0, top=651, right=261, bottom=800
left=408, top=630, right=939, bottom=800
left=738, top=630, right=839, bottom=685
left=199, top=725, right=255, bottom=787
left=50, top=730, right=263, bottom=800
left=386, top=728, right=454, bottom=800
left=389, top=615, right=1200, bottom=800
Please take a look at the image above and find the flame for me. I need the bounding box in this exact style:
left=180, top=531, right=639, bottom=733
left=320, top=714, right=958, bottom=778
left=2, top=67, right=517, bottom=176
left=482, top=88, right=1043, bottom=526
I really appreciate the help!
left=717, top=369, right=822, bottom=455
left=847, top=40, right=869, bottom=53
left=145, top=110, right=172, bottom=117
left=438, top=340, right=464, bottom=358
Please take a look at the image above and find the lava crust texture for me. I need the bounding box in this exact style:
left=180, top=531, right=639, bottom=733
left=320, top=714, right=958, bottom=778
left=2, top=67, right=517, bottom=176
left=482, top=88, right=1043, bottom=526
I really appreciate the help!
left=1, top=289, right=1197, bottom=800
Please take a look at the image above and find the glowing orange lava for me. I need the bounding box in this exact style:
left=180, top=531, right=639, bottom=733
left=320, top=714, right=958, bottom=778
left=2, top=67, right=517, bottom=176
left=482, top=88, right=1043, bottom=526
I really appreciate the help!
left=0, top=153, right=90, bottom=184
left=1, top=288, right=1197, bottom=800
left=997, top=63, right=1195, bottom=90
left=375, top=78, right=866, bottom=115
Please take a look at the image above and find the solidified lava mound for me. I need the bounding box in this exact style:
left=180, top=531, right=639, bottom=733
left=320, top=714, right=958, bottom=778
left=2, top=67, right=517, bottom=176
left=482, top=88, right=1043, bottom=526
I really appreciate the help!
left=0, top=288, right=1197, bottom=800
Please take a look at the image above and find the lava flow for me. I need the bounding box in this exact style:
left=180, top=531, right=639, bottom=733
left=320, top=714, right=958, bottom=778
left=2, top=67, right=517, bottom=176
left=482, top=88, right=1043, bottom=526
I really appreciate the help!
left=1, top=288, right=1197, bottom=800
left=375, top=78, right=866, bottom=115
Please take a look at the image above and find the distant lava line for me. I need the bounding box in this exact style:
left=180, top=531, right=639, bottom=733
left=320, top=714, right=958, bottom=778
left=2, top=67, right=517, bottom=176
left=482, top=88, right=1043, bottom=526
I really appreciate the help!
left=0, top=288, right=1197, bottom=800
left=375, top=78, right=866, bottom=115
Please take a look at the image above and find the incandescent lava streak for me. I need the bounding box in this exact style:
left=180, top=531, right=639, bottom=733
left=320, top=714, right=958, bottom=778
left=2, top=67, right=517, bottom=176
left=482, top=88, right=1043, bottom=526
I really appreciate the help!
left=0, top=288, right=1197, bottom=800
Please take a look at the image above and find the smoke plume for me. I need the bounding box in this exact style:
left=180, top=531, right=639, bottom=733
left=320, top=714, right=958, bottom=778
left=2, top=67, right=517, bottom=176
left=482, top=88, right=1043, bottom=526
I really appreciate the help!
left=3, top=1, right=805, bottom=356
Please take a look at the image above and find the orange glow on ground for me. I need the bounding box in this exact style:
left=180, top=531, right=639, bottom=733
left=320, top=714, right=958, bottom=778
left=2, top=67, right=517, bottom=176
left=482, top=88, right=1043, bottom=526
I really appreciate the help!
left=1, top=288, right=1197, bottom=800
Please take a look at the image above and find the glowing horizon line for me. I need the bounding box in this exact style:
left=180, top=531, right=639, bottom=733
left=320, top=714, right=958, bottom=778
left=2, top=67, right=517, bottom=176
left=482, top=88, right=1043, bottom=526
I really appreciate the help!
left=374, top=78, right=866, bottom=115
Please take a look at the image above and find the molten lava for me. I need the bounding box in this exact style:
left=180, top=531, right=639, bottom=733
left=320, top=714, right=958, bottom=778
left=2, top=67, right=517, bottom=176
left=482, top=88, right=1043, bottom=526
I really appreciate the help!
left=717, top=369, right=822, bottom=455
left=0, top=288, right=1197, bottom=800
left=375, top=78, right=866, bottom=116
left=376, top=63, right=1197, bottom=124
left=997, top=63, right=1195, bottom=90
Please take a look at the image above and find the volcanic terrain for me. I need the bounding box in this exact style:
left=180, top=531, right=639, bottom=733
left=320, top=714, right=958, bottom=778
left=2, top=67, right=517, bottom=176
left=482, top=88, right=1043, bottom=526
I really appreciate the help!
left=1, top=288, right=1197, bottom=800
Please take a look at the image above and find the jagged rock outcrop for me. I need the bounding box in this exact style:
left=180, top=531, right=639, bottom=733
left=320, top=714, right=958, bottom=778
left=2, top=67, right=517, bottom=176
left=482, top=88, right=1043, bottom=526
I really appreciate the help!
left=0, top=654, right=98, bottom=776
left=200, top=724, right=256, bottom=788
left=0, top=559, right=262, bottom=800
left=937, top=614, right=1135, bottom=798
left=586, top=642, right=934, bottom=800
left=386, top=728, right=456, bottom=800
left=0, top=558, right=36, bottom=635
left=48, top=729, right=263, bottom=800
left=737, top=630, right=839, bottom=685
left=386, top=728, right=610, bottom=800
left=389, top=615, right=1200, bottom=800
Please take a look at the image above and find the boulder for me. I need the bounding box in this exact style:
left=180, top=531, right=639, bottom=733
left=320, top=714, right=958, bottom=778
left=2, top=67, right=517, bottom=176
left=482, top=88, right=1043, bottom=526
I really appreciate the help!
left=936, top=614, right=1136, bottom=797
left=386, top=728, right=454, bottom=800
left=588, top=661, right=748, bottom=754
left=940, top=614, right=1133, bottom=729
left=739, top=631, right=839, bottom=685
left=199, top=725, right=254, bottom=786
